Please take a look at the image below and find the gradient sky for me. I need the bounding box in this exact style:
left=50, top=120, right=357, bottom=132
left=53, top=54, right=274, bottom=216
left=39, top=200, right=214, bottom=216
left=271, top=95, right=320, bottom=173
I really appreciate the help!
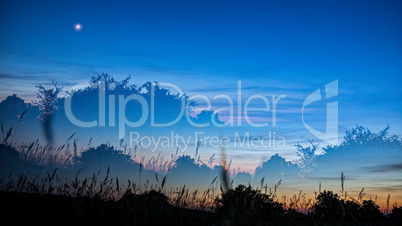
left=1, top=0, right=401, bottom=207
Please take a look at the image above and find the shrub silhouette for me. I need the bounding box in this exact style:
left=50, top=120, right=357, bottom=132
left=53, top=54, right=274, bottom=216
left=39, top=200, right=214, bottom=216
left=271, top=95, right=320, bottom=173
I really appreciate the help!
left=122, top=189, right=169, bottom=209
left=169, top=155, right=219, bottom=189
left=389, top=206, right=402, bottom=223
left=78, top=144, right=134, bottom=167
left=0, top=144, right=22, bottom=173
left=254, top=153, right=299, bottom=183
left=0, top=144, right=19, bottom=163
left=120, top=189, right=169, bottom=224
left=313, top=190, right=344, bottom=223
left=75, top=144, right=140, bottom=180
left=360, top=200, right=383, bottom=222
left=214, top=184, right=284, bottom=225
left=313, top=190, right=385, bottom=224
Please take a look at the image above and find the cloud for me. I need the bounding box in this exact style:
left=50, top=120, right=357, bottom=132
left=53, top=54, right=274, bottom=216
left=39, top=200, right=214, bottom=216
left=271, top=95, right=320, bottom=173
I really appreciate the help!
left=306, top=176, right=356, bottom=181
left=365, top=184, right=402, bottom=192
left=364, top=163, right=402, bottom=173
left=0, top=73, right=40, bottom=81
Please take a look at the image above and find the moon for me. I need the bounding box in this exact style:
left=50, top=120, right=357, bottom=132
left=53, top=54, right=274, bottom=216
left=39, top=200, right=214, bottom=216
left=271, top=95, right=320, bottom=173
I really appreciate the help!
left=74, top=23, right=82, bottom=31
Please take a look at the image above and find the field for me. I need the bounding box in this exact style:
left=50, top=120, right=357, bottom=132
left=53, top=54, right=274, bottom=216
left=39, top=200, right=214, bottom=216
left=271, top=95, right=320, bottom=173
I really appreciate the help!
left=1, top=140, right=402, bottom=225
left=1, top=79, right=401, bottom=225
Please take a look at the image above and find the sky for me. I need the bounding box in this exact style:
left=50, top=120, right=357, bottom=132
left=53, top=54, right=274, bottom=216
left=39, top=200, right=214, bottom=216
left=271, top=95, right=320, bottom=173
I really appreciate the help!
left=0, top=0, right=402, bottom=207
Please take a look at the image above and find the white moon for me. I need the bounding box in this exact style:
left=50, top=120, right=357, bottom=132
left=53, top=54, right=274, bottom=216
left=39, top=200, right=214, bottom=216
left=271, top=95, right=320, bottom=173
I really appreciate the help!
left=74, top=23, right=82, bottom=31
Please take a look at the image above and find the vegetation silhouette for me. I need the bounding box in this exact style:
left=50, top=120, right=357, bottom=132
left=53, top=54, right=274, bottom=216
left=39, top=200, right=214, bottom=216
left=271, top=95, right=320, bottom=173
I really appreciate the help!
left=75, top=144, right=139, bottom=174
left=254, top=154, right=299, bottom=184
left=214, top=184, right=286, bottom=225
left=1, top=133, right=402, bottom=224
left=313, top=190, right=385, bottom=224
left=36, top=81, right=63, bottom=145
left=1, top=73, right=402, bottom=224
left=0, top=73, right=222, bottom=149
left=1, top=172, right=401, bottom=225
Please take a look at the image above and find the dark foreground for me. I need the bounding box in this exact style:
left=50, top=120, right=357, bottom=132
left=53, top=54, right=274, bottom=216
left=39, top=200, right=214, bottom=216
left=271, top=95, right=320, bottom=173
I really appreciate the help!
left=1, top=191, right=216, bottom=225
left=1, top=190, right=402, bottom=226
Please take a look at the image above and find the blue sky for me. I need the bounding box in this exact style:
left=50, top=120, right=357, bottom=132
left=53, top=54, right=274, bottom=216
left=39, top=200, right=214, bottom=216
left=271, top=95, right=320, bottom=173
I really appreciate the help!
left=1, top=0, right=401, bottom=138
left=1, top=0, right=402, bottom=203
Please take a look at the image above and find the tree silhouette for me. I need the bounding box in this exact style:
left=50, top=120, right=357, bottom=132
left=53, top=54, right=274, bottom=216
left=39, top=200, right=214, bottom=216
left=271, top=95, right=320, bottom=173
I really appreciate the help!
left=295, top=140, right=318, bottom=177
left=35, top=82, right=63, bottom=144
left=313, top=190, right=385, bottom=224
left=77, top=144, right=136, bottom=170
left=313, top=190, right=344, bottom=223
left=389, top=206, right=402, bottom=223
left=360, top=200, right=383, bottom=222
left=254, top=153, right=299, bottom=182
left=214, top=184, right=284, bottom=224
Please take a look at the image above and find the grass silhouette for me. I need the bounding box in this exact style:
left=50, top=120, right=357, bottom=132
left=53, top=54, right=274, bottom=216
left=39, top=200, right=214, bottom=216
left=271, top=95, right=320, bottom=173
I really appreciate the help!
left=1, top=170, right=401, bottom=225
left=1, top=147, right=402, bottom=225
left=1, top=122, right=402, bottom=225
